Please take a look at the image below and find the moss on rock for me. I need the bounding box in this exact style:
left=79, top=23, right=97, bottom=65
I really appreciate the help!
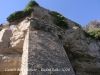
left=7, top=0, right=39, bottom=22
left=49, top=11, right=68, bottom=29
left=84, top=28, right=100, bottom=40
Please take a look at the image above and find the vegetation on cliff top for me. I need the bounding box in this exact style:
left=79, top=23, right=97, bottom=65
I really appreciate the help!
left=49, top=11, right=82, bottom=29
left=84, top=28, right=100, bottom=40
left=49, top=11, right=68, bottom=28
left=7, top=0, right=39, bottom=22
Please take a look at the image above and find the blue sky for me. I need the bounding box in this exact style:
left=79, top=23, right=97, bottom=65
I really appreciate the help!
left=0, top=0, right=100, bottom=26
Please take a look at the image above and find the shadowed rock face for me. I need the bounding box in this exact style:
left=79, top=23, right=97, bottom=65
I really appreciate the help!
left=60, top=29, right=100, bottom=75
left=19, top=19, right=75, bottom=75
left=0, top=24, right=3, bottom=31
left=27, top=24, right=75, bottom=75
left=20, top=18, right=100, bottom=75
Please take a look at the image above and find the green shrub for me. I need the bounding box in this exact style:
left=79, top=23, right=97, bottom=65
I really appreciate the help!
left=7, top=11, right=23, bottom=22
left=88, top=28, right=100, bottom=40
left=23, top=7, right=33, bottom=16
left=49, top=11, right=68, bottom=28
left=84, top=28, right=100, bottom=40
left=23, top=0, right=39, bottom=15
left=84, top=30, right=93, bottom=37
left=7, top=0, right=39, bottom=22
left=25, top=0, right=39, bottom=10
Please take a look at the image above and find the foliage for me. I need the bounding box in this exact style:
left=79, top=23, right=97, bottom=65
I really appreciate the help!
left=88, top=28, right=100, bottom=40
left=25, top=0, right=39, bottom=10
left=7, top=0, right=39, bottom=22
left=7, top=11, right=23, bottom=22
left=23, top=7, right=33, bottom=16
left=84, top=30, right=93, bottom=38
left=84, top=28, right=100, bottom=40
left=49, top=11, right=68, bottom=28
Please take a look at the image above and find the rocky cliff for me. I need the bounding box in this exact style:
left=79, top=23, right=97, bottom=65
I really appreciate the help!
left=0, top=1, right=100, bottom=75
left=84, top=20, right=100, bottom=31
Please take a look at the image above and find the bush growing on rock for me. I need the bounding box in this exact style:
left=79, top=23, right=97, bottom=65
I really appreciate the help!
left=84, top=28, right=100, bottom=40
left=88, top=28, right=100, bottom=40
left=7, top=11, right=23, bottom=22
left=49, top=11, right=68, bottom=28
left=7, top=0, right=39, bottom=22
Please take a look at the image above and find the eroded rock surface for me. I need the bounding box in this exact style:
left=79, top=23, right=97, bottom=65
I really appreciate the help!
left=0, top=5, right=100, bottom=75
left=0, top=50, right=21, bottom=71
left=0, top=27, right=12, bottom=48
left=84, top=20, right=100, bottom=31
left=0, top=19, right=30, bottom=75
left=10, top=20, right=30, bottom=52
left=28, top=27, right=75, bottom=75
left=59, top=28, right=100, bottom=75
left=20, top=18, right=100, bottom=75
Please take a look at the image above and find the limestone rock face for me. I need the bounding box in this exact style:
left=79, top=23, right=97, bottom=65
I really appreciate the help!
left=0, top=28, right=12, bottom=48
left=32, top=6, right=77, bottom=28
left=32, top=6, right=53, bottom=24
left=27, top=20, right=75, bottom=75
left=0, top=19, right=30, bottom=75
left=84, top=20, right=100, bottom=31
left=19, top=18, right=100, bottom=75
left=0, top=50, right=21, bottom=71
left=59, top=28, right=100, bottom=75
left=10, top=20, right=30, bottom=52
left=19, top=28, right=29, bottom=75
left=0, top=26, right=21, bottom=74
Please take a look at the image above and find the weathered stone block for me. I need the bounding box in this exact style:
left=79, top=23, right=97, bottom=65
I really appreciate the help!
left=27, top=22, right=75, bottom=75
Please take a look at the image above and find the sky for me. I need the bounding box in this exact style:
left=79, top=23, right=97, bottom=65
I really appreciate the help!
left=0, top=0, right=100, bottom=26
